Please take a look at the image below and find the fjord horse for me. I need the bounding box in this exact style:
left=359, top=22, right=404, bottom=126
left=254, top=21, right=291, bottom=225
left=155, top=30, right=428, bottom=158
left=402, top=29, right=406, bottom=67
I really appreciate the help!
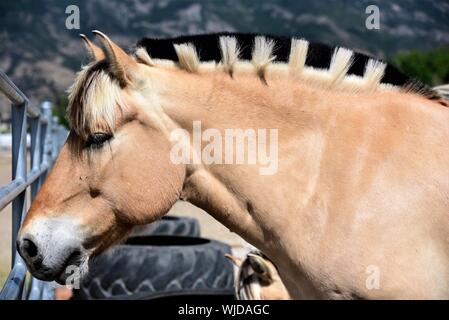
left=18, top=31, right=449, bottom=299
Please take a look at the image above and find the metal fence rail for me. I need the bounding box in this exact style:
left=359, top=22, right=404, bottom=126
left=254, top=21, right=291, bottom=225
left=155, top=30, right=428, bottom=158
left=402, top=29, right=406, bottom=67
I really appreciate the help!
left=0, top=69, right=68, bottom=300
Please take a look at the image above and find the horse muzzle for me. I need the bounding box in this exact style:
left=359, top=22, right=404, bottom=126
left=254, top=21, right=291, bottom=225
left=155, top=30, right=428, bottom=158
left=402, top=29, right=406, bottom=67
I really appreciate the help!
left=17, top=216, right=86, bottom=284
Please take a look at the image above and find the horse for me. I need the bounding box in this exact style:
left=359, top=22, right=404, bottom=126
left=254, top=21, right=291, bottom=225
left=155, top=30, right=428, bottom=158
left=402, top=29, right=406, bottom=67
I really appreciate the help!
left=17, top=30, right=449, bottom=299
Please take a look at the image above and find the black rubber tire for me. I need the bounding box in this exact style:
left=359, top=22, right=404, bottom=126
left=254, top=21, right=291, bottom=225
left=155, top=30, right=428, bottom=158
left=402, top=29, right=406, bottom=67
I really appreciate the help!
left=130, top=216, right=200, bottom=238
left=73, top=236, right=234, bottom=300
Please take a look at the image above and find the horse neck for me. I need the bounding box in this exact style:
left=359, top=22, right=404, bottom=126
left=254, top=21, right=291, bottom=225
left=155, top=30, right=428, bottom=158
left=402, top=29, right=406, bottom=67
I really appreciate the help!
left=149, top=66, right=336, bottom=250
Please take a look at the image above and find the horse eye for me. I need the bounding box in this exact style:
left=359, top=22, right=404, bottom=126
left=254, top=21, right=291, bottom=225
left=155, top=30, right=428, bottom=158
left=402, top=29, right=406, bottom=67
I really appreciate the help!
left=86, top=132, right=112, bottom=149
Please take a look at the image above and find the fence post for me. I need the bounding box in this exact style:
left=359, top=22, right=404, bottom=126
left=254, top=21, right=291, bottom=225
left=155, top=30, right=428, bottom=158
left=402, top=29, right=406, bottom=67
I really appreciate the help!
left=51, top=116, right=59, bottom=162
left=10, top=101, right=27, bottom=266
left=30, top=109, right=41, bottom=200
left=40, top=101, right=53, bottom=180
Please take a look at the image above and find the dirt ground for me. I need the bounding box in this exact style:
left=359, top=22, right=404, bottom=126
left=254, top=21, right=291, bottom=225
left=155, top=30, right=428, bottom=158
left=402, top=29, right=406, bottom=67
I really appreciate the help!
left=0, top=150, right=12, bottom=287
left=0, top=149, right=246, bottom=288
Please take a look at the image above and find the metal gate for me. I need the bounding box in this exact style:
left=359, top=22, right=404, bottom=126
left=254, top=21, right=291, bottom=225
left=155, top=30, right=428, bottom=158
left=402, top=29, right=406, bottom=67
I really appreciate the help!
left=0, top=70, right=68, bottom=300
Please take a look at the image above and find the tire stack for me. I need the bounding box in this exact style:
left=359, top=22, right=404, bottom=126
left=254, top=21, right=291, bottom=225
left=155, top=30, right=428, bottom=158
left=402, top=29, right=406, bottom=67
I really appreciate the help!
left=72, top=216, right=235, bottom=300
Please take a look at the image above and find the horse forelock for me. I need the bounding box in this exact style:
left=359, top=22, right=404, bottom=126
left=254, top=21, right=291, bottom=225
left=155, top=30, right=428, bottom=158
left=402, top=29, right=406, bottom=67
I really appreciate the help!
left=67, top=60, right=127, bottom=140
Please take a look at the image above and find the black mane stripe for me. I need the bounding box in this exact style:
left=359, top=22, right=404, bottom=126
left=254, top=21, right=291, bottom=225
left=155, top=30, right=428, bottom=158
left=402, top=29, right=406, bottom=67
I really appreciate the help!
left=136, top=32, right=436, bottom=99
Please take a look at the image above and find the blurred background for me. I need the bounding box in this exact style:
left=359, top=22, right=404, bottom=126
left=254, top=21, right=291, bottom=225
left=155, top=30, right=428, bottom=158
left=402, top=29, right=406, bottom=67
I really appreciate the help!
left=1, top=0, right=449, bottom=289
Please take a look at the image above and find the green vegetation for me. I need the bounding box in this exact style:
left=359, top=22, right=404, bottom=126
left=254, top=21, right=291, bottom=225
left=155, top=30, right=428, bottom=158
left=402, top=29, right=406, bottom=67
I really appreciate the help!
left=390, top=46, right=449, bottom=87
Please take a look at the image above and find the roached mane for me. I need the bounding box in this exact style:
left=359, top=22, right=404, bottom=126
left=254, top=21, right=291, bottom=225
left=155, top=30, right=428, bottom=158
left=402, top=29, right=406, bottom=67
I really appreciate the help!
left=135, top=32, right=442, bottom=101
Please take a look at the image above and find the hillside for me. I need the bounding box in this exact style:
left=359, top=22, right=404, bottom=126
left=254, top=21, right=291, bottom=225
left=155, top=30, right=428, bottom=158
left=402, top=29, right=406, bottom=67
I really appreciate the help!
left=1, top=0, right=448, bottom=106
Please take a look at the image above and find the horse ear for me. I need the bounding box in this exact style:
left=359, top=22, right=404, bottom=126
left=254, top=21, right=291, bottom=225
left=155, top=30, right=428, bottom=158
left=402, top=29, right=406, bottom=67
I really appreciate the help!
left=92, top=30, right=138, bottom=86
left=80, top=34, right=104, bottom=61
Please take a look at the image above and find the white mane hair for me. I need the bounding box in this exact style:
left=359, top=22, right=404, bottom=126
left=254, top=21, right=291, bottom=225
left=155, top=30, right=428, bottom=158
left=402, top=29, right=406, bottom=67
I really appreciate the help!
left=134, top=47, right=154, bottom=66
left=219, top=36, right=241, bottom=77
left=251, top=36, right=276, bottom=81
left=173, top=42, right=200, bottom=72
left=288, top=38, right=309, bottom=77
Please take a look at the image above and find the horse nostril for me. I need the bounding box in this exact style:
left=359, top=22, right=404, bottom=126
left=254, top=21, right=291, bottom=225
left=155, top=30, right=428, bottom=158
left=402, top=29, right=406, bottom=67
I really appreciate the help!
left=89, top=188, right=100, bottom=198
left=22, top=238, right=39, bottom=258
